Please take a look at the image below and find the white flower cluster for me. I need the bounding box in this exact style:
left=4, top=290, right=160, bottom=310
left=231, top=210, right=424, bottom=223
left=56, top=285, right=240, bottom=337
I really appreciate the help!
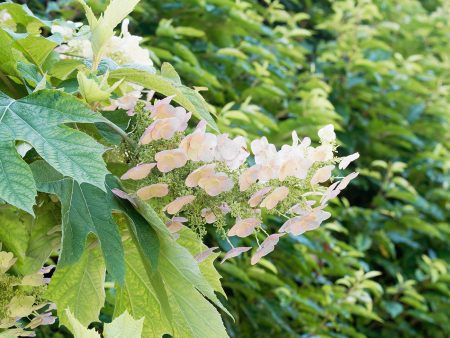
left=116, top=96, right=360, bottom=265
left=53, top=19, right=152, bottom=67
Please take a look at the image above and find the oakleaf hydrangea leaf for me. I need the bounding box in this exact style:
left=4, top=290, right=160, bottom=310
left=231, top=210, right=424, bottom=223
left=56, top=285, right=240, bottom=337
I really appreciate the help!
left=66, top=309, right=101, bottom=338
left=0, top=89, right=109, bottom=214
left=31, top=161, right=124, bottom=283
left=46, top=248, right=105, bottom=329
left=0, top=202, right=60, bottom=275
left=114, top=199, right=229, bottom=338
left=104, top=310, right=144, bottom=338
left=65, top=308, right=143, bottom=338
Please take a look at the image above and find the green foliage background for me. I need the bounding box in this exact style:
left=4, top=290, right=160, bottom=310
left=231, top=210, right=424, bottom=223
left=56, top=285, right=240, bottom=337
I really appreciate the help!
left=11, top=0, right=450, bottom=336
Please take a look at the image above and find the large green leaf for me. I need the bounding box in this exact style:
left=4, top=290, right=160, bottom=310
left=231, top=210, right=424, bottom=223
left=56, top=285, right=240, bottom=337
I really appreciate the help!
left=113, top=199, right=229, bottom=338
left=0, top=29, right=24, bottom=76
left=114, top=240, right=229, bottom=338
left=109, top=67, right=219, bottom=132
left=65, top=309, right=144, bottom=338
left=46, top=248, right=105, bottom=328
left=31, top=161, right=124, bottom=283
left=0, top=201, right=60, bottom=275
left=0, top=89, right=109, bottom=214
left=177, top=227, right=226, bottom=298
left=104, top=310, right=144, bottom=338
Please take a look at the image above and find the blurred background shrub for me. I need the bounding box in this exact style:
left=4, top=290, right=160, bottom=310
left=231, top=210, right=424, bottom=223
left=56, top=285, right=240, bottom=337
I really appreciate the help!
left=21, top=0, right=449, bottom=336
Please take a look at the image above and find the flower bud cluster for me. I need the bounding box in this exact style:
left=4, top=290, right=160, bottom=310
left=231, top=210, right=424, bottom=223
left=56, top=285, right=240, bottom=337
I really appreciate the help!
left=118, top=96, right=359, bottom=264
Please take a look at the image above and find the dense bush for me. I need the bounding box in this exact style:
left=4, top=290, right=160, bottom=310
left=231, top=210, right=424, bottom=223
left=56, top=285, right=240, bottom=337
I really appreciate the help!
left=5, top=0, right=450, bottom=337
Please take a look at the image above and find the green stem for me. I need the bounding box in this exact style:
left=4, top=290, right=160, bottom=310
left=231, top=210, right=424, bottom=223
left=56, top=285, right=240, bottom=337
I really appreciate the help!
left=102, top=118, right=138, bottom=150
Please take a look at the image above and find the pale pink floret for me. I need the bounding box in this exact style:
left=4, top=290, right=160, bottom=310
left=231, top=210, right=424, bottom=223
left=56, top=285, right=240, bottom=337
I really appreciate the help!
left=215, top=134, right=249, bottom=169
left=279, top=157, right=312, bottom=180
left=140, top=113, right=191, bottom=144
left=185, top=164, right=216, bottom=188
left=111, top=188, right=136, bottom=206
left=308, top=144, right=334, bottom=162
left=136, top=183, right=169, bottom=200
left=194, top=247, right=219, bottom=263
left=279, top=208, right=331, bottom=235
left=251, top=137, right=277, bottom=165
left=106, top=90, right=141, bottom=115
left=337, top=172, right=359, bottom=190
left=251, top=234, right=285, bottom=265
left=318, top=124, right=336, bottom=143
left=201, top=208, right=217, bottom=224
left=228, top=218, right=261, bottom=238
left=163, top=195, right=195, bottom=214
left=339, top=153, right=360, bottom=169
left=320, top=181, right=341, bottom=205
left=166, top=216, right=188, bottom=233
left=239, top=166, right=259, bottom=191
left=260, top=186, right=289, bottom=210
left=221, top=247, right=252, bottom=264
left=155, top=149, right=188, bottom=173
left=257, top=163, right=278, bottom=182
left=198, top=172, right=234, bottom=196
left=248, top=187, right=272, bottom=208
left=120, top=163, right=156, bottom=180
left=149, top=96, right=192, bottom=121
left=179, top=120, right=217, bottom=162
left=311, top=165, right=334, bottom=185
left=219, top=202, right=231, bottom=214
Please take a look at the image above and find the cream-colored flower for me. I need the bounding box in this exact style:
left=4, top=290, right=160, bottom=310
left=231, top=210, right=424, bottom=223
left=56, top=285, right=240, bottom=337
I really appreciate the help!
left=140, top=113, right=191, bottom=143
left=215, top=134, right=249, bottom=169
left=165, top=217, right=188, bottom=233
left=136, top=183, right=169, bottom=200
left=201, top=208, right=217, bottom=224
left=120, top=163, right=156, bottom=180
left=318, top=124, right=336, bottom=143
left=279, top=208, right=331, bottom=236
left=155, top=149, right=188, bottom=173
left=251, top=137, right=277, bottom=164
left=248, top=187, right=272, bottom=208
left=198, top=172, right=234, bottom=196
left=104, top=19, right=153, bottom=66
left=310, top=165, right=334, bottom=184
left=260, top=186, right=289, bottom=210
left=220, top=247, right=252, bottom=264
left=51, top=24, right=75, bottom=40
left=228, top=218, right=261, bottom=238
left=308, top=144, right=334, bottom=162
left=163, top=195, right=195, bottom=215
left=106, top=90, right=142, bottom=115
left=180, top=126, right=217, bottom=162
left=279, top=157, right=312, bottom=180
left=185, top=164, right=216, bottom=187
left=239, top=166, right=259, bottom=191
left=256, top=162, right=279, bottom=182
left=149, top=96, right=176, bottom=119
left=251, top=234, right=284, bottom=265
left=339, top=152, right=360, bottom=169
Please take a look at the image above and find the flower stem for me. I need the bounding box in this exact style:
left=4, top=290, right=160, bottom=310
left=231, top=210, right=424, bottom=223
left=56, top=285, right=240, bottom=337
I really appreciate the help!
left=102, top=118, right=138, bottom=150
